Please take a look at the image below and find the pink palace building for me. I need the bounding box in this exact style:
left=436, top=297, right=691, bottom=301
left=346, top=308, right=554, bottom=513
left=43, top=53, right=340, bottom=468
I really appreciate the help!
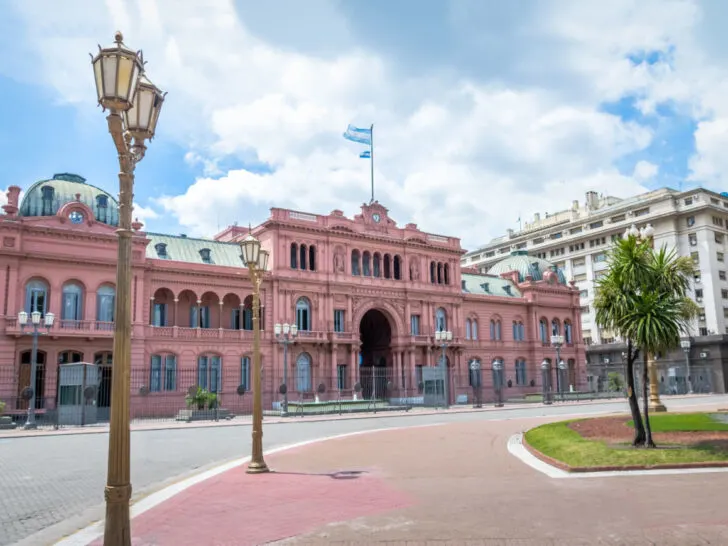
left=0, top=173, right=585, bottom=419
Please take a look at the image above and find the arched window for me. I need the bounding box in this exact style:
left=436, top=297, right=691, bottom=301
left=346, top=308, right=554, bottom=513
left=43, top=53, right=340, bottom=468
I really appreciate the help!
left=512, top=321, right=519, bottom=341
left=430, top=261, right=436, bottom=283
left=296, top=352, right=312, bottom=392
left=290, top=243, right=298, bottom=269
left=373, top=253, right=381, bottom=277
left=96, top=194, right=109, bottom=223
left=362, top=251, right=372, bottom=276
left=62, top=282, right=84, bottom=322
left=308, top=245, right=316, bottom=271
left=150, top=354, right=177, bottom=392
left=25, top=279, right=48, bottom=316
left=539, top=319, right=548, bottom=343
left=96, top=285, right=115, bottom=323
left=197, top=354, right=221, bottom=393
left=490, top=319, right=501, bottom=340
left=437, top=263, right=443, bottom=284
left=435, top=307, right=447, bottom=331
left=351, top=250, right=361, bottom=276
left=300, top=244, right=307, bottom=270
left=518, top=322, right=525, bottom=341
left=465, top=319, right=472, bottom=340
left=243, top=295, right=254, bottom=331
left=564, top=321, right=573, bottom=344
left=41, top=185, right=55, bottom=216
left=58, top=350, right=83, bottom=364
left=444, top=263, right=450, bottom=285
left=551, top=319, right=560, bottom=336
left=393, top=255, right=401, bottom=280
left=383, top=254, right=391, bottom=279
left=472, top=319, right=478, bottom=340
left=296, top=297, right=311, bottom=331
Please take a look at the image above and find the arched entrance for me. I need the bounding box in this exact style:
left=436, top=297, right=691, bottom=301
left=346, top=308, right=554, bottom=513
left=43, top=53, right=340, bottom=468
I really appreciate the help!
left=359, top=309, right=392, bottom=399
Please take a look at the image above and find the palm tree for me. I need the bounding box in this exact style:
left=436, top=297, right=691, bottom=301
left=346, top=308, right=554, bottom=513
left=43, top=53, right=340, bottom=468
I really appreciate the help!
left=594, top=236, right=698, bottom=447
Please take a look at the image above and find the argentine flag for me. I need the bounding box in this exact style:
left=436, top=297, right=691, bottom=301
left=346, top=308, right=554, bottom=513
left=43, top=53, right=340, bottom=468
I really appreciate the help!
left=360, top=150, right=371, bottom=159
left=343, top=124, right=372, bottom=146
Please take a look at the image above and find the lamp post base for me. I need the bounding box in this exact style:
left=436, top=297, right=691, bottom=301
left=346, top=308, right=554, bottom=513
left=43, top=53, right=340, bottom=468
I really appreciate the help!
left=649, top=401, right=667, bottom=413
left=23, top=422, right=37, bottom=430
left=246, top=461, right=270, bottom=474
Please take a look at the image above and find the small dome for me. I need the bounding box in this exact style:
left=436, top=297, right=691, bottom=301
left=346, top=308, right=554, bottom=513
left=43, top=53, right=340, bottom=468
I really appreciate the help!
left=488, top=250, right=566, bottom=284
left=19, top=173, right=119, bottom=226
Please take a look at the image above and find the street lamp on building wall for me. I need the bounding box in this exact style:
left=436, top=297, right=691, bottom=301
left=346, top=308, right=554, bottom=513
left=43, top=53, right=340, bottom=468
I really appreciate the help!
left=240, top=233, right=270, bottom=474
left=680, top=339, right=693, bottom=394
left=273, top=322, right=298, bottom=416
left=434, top=330, right=452, bottom=409
left=17, top=310, right=55, bottom=429
left=550, top=334, right=565, bottom=399
left=91, top=31, right=165, bottom=545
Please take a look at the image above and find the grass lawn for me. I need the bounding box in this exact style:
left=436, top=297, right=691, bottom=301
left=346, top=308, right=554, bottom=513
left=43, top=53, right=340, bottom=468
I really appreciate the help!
left=628, top=412, right=728, bottom=432
left=525, top=415, right=728, bottom=469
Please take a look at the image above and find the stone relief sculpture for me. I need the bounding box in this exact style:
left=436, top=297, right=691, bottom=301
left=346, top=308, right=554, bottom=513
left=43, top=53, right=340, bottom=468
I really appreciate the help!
left=333, top=248, right=345, bottom=273
left=409, top=258, right=420, bottom=281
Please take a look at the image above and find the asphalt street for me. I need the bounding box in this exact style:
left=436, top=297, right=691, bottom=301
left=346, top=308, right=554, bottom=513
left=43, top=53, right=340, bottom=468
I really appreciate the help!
left=3, top=395, right=727, bottom=546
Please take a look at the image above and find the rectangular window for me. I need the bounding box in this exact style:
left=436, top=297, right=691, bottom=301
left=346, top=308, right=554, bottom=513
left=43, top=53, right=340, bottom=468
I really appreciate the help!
left=153, top=303, right=167, bottom=326
left=150, top=355, right=162, bottom=392
left=190, top=306, right=210, bottom=328
left=570, top=227, right=583, bottom=234
left=716, top=233, right=725, bottom=244
left=720, top=271, right=727, bottom=281
left=334, top=309, right=345, bottom=333
left=164, top=355, right=176, bottom=391
left=713, top=216, right=725, bottom=227
left=515, top=360, right=527, bottom=386
left=686, top=216, right=695, bottom=227
left=241, top=356, right=251, bottom=392
left=695, top=289, right=704, bottom=299
left=572, top=258, right=586, bottom=267
left=688, top=233, right=698, bottom=246
left=589, top=221, right=603, bottom=229
left=415, top=365, right=424, bottom=393
left=579, top=289, right=588, bottom=298
left=722, top=289, right=728, bottom=299
left=410, top=314, right=420, bottom=335
left=573, top=273, right=587, bottom=282
left=336, top=364, right=347, bottom=390
left=634, top=207, right=650, bottom=217
left=719, top=252, right=725, bottom=262
left=231, top=309, right=242, bottom=330
left=593, top=252, right=607, bottom=263
left=684, top=197, right=693, bottom=205
left=549, top=232, right=562, bottom=239
left=610, top=214, right=625, bottom=223
left=691, top=252, right=700, bottom=264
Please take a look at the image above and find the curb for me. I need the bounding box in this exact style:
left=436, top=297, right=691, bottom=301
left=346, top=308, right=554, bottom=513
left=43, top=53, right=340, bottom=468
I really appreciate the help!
left=0, top=394, right=717, bottom=440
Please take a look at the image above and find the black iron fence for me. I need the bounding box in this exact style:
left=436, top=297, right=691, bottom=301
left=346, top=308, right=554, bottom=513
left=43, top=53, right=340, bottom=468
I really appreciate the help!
left=0, top=360, right=716, bottom=430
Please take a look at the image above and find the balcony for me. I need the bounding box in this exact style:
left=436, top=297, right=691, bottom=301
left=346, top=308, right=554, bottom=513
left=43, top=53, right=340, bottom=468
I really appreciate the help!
left=145, top=325, right=269, bottom=341
left=331, top=331, right=357, bottom=342
left=5, top=316, right=115, bottom=338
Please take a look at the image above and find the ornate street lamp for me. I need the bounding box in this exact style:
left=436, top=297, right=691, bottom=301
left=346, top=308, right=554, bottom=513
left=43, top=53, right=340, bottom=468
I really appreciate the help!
left=240, top=233, right=270, bottom=473
left=91, top=31, right=165, bottom=545
left=17, top=310, right=55, bottom=429
left=541, top=359, right=553, bottom=405
left=434, top=329, right=452, bottom=409
left=680, top=339, right=693, bottom=394
left=492, top=359, right=504, bottom=407
left=274, top=322, right=298, bottom=416
left=550, top=334, right=565, bottom=399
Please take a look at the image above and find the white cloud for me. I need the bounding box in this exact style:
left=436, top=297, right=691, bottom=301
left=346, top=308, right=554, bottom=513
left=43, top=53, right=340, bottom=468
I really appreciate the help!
left=7, top=0, right=728, bottom=247
left=132, top=202, right=159, bottom=227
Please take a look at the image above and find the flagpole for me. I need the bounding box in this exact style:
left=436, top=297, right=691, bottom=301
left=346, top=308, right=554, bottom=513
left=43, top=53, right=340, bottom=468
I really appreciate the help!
left=370, top=123, right=374, bottom=203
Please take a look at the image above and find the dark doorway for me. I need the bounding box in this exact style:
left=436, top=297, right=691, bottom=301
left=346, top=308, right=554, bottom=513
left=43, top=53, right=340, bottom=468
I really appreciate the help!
left=17, top=350, right=47, bottom=410
left=95, top=352, right=113, bottom=421
left=359, top=309, right=392, bottom=399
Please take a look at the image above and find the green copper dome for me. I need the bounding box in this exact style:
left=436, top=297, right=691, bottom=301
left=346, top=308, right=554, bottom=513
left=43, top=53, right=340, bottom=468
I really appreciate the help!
left=19, top=173, right=119, bottom=226
left=488, top=250, right=566, bottom=284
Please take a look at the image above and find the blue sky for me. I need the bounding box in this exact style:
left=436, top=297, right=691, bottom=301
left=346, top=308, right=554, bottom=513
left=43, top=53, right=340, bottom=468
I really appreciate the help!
left=1, top=0, right=727, bottom=247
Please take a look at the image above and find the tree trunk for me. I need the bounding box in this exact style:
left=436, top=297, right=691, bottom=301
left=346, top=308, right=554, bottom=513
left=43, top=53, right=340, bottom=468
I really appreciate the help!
left=642, top=351, right=656, bottom=448
left=625, top=341, right=645, bottom=446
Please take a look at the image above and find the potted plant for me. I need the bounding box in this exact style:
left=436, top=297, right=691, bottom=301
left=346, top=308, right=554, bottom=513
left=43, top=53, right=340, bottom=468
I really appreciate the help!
left=185, top=387, right=210, bottom=410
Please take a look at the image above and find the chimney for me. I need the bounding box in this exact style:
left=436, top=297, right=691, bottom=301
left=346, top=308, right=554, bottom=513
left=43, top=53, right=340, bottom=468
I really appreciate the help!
left=572, top=200, right=579, bottom=211
left=2, top=186, right=21, bottom=216
left=534, top=212, right=540, bottom=222
left=585, top=191, right=599, bottom=210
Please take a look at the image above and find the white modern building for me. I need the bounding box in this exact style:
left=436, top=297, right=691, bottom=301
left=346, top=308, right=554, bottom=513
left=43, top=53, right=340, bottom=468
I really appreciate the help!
left=463, top=187, right=728, bottom=393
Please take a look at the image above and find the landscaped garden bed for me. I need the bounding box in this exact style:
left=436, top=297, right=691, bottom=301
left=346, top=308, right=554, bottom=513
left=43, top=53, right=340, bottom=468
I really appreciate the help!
left=524, top=412, right=728, bottom=471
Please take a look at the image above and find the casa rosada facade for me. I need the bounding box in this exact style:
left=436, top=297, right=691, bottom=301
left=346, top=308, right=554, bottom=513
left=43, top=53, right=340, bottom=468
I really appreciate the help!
left=0, top=173, right=585, bottom=417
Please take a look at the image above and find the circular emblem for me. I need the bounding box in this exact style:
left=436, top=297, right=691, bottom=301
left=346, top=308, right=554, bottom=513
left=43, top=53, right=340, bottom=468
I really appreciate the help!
left=372, top=213, right=381, bottom=223
left=69, top=211, right=84, bottom=224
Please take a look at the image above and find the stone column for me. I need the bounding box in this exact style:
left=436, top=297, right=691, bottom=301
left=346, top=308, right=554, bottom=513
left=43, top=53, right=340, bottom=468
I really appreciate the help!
left=218, top=301, right=224, bottom=329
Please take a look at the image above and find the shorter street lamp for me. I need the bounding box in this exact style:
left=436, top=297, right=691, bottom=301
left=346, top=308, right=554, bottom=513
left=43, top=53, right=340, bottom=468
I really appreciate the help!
left=558, top=359, right=567, bottom=400
left=550, top=334, right=565, bottom=398
left=492, top=359, right=504, bottom=407
left=541, top=359, right=553, bottom=405
left=273, top=322, right=298, bottom=416
left=434, top=330, right=452, bottom=409
left=680, top=339, right=693, bottom=394
left=17, top=310, right=55, bottom=429
left=240, top=233, right=270, bottom=474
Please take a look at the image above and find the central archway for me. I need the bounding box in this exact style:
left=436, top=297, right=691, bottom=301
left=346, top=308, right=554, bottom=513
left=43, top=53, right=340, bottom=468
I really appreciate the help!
left=359, top=309, right=392, bottom=399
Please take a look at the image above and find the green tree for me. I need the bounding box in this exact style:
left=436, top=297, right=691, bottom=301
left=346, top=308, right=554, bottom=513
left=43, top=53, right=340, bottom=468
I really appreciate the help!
left=594, top=235, right=698, bottom=447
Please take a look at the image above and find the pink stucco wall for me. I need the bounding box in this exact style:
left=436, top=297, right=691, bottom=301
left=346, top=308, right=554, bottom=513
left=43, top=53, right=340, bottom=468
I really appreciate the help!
left=0, top=193, right=584, bottom=417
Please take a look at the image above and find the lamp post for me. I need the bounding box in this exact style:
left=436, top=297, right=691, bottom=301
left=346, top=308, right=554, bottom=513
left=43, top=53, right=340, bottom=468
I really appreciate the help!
left=541, top=359, right=553, bottom=404
left=434, top=330, right=452, bottom=409
left=624, top=223, right=666, bottom=412
left=680, top=339, right=693, bottom=394
left=550, top=334, right=565, bottom=399
left=240, top=233, right=270, bottom=474
left=274, top=322, right=298, bottom=416
left=492, top=359, right=504, bottom=407
left=17, top=310, right=55, bottom=429
left=91, top=31, right=165, bottom=545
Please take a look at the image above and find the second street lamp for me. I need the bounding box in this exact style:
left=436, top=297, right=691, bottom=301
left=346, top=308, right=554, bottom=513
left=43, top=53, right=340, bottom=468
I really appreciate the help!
left=91, top=31, right=165, bottom=545
left=240, top=233, right=270, bottom=474
left=17, top=310, right=55, bottom=429
left=274, top=322, right=298, bottom=416
left=434, top=330, right=452, bottom=409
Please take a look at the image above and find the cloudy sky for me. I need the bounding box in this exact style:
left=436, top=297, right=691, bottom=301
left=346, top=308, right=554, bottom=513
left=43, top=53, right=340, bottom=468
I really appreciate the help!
left=1, top=0, right=728, bottom=249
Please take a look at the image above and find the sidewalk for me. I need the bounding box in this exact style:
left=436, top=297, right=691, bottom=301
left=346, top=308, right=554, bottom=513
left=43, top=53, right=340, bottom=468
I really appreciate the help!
left=67, top=408, right=728, bottom=546
left=2, top=394, right=710, bottom=439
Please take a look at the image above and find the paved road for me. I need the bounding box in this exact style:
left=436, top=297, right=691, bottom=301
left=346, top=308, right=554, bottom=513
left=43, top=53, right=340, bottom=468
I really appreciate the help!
left=3, top=395, right=727, bottom=546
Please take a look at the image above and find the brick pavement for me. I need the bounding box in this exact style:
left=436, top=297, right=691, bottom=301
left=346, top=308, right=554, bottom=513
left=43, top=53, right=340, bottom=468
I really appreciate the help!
left=79, top=410, right=728, bottom=546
